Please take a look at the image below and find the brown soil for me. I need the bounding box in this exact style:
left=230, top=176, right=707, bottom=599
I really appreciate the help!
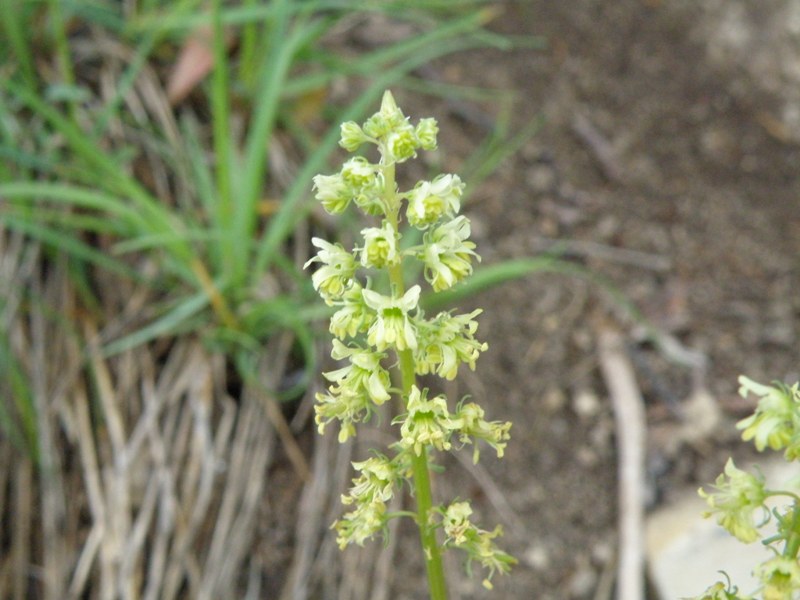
left=368, top=1, right=800, bottom=598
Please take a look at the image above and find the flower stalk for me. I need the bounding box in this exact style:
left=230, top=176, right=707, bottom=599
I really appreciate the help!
left=383, top=141, right=447, bottom=599
left=305, top=90, right=514, bottom=596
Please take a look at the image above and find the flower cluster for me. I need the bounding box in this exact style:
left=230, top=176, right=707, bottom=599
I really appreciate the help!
left=306, top=90, right=513, bottom=588
left=692, top=555, right=800, bottom=600
left=439, top=502, right=517, bottom=590
left=415, top=309, right=487, bottom=380
left=688, top=580, right=752, bottom=600
left=334, top=453, right=405, bottom=548
left=693, top=377, right=800, bottom=600
left=698, top=458, right=767, bottom=543
left=390, top=386, right=511, bottom=460
left=756, top=556, right=800, bottom=600
left=736, top=376, right=800, bottom=460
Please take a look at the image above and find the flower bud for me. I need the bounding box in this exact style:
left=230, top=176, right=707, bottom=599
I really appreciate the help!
left=341, top=156, right=375, bottom=188
left=313, top=173, right=351, bottom=214
left=379, top=89, right=401, bottom=118
left=385, top=127, right=417, bottom=163
left=415, top=118, right=439, bottom=151
left=339, top=121, right=368, bottom=151
left=363, top=90, right=407, bottom=139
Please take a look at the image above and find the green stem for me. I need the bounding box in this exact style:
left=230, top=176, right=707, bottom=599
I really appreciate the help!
left=384, top=162, right=449, bottom=600
left=784, top=501, right=800, bottom=559
left=238, top=0, right=259, bottom=87
left=409, top=419, right=449, bottom=599
left=210, top=0, right=234, bottom=278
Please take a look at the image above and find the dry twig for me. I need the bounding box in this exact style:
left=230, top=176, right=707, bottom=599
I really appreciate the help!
left=571, top=113, right=624, bottom=183
left=597, top=329, right=647, bottom=600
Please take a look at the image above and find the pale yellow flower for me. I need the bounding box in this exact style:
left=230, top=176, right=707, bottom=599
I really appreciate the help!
left=698, top=458, right=767, bottom=543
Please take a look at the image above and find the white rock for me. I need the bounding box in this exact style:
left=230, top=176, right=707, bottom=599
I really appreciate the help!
left=647, top=456, right=796, bottom=599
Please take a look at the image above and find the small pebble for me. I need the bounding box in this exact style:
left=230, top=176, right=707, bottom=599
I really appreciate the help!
left=542, top=386, right=567, bottom=412
left=576, top=445, right=599, bottom=468
left=526, top=164, right=557, bottom=193
left=524, top=543, right=551, bottom=571
left=568, top=559, right=597, bottom=598
left=572, top=389, right=601, bottom=419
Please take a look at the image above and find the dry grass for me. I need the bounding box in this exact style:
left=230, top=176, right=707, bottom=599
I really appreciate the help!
left=0, top=235, right=416, bottom=597
left=0, top=5, right=525, bottom=597
left=0, top=227, right=303, bottom=598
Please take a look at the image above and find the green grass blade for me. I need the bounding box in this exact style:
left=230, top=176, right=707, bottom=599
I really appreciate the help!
left=125, top=1, right=315, bottom=34
left=6, top=80, right=150, bottom=202
left=5, top=81, right=202, bottom=284
left=210, top=0, right=235, bottom=278
left=9, top=209, right=131, bottom=237
left=233, top=0, right=295, bottom=286
left=179, top=116, right=224, bottom=271
left=48, top=0, right=79, bottom=121
left=0, top=214, right=139, bottom=279
left=111, top=228, right=220, bottom=254
left=419, top=256, right=642, bottom=326
left=282, top=10, right=510, bottom=99
left=0, top=0, right=37, bottom=91
left=0, top=337, right=39, bottom=461
left=92, top=32, right=157, bottom=137
left=252, top=86, right=380, bottom=276
left=337, top=9, right=508, bottom=74
left=63, top=0, right=126, bottom=32
left=238, top=0, right=259, bottom=86
left=126, top=0, right=501, bottom=35
left=420, top=256, right=563, bottom=312
left=4, top=80, right=175, bottom=226
left=0, top=182, right=143, bottom=223
left=0, top=143, right=58, bottom=175
left=101, top=292, right=210, bottom=356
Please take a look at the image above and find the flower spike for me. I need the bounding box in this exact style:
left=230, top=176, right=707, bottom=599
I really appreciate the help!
left=307, top=90, right=513, bottom=592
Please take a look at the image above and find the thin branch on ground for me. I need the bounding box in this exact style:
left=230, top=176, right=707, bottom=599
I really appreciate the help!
left=597, top=329, right=647, bottom=600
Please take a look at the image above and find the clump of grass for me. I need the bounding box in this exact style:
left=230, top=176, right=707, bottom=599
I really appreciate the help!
left=0, top=0, right=547, bottom=597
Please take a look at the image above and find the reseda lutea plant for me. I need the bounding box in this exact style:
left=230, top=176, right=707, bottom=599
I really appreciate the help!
left=692, top=377, right=800, bottom=600
left=305, top=91, right=515, bottom=596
